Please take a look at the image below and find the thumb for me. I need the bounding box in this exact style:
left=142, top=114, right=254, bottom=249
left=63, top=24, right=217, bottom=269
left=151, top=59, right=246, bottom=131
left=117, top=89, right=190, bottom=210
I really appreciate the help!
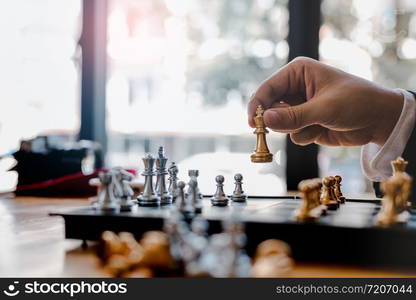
left=263, top=101, right=322, bottom=132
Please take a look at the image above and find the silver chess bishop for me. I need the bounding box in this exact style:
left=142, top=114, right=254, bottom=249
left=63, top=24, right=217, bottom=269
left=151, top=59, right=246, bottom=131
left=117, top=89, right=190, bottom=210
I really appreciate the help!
left=96, top=171, right=119, bottom=212
left=112, top=167, right=135, bottom=211
left=137, top=153, right=159, bottom=206
left=155, top=147, right=173, bottom=205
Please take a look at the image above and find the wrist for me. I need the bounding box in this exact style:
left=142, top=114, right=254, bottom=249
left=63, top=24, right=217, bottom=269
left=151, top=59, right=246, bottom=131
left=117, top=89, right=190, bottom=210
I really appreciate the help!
left=362, top=89, right=416, bottom=181
left=371, top=89, right=404, bottom=146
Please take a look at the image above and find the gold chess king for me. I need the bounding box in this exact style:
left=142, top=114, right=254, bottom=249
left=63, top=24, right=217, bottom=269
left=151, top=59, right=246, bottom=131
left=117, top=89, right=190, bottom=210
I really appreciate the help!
left=251, top=105, right=273, bottom=163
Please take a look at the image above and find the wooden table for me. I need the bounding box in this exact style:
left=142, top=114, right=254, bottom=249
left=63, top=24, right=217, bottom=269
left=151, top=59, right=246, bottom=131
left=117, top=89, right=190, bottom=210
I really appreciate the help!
left=1, top=195, right=415, bottom=278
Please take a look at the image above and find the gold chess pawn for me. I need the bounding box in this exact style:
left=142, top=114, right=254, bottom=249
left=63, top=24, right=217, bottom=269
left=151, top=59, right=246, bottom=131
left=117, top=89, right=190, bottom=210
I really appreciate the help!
left=376, top=176, right=404, bottom=226
left=294, top=178, right=322, bottom=221
left=320, top=177, right=339, bottom=210
left=334, top=175, right=346, bottom=204
left=391, top=157, right=412, bottom=210
left=251, top=105, right=273, bottom=163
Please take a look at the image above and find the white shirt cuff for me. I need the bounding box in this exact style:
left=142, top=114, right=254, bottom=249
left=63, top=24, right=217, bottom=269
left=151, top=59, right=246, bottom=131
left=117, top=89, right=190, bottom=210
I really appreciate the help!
left=361, top=89, right=416, bottom=181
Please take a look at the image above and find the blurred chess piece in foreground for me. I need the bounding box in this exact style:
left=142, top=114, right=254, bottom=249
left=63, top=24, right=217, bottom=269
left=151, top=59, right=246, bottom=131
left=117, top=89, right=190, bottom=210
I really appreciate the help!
left=98, top=230, right=174, bottom=277
left=251, top=239, right=293, bottom=277
left=376, top=157, right=412, bottom=226
left=251, top=105, right=273, bottom=163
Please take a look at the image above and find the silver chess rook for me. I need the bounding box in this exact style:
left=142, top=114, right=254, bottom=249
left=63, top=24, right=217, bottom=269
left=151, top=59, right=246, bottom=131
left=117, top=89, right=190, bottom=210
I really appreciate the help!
left=155, top=146, right=173, bottom=205
left=137, top=153, right=159, bottom=206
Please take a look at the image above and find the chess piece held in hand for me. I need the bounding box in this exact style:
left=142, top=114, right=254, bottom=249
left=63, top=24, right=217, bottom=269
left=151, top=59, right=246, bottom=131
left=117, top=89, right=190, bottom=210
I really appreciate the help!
left=251, top=105, right=273, bottom=163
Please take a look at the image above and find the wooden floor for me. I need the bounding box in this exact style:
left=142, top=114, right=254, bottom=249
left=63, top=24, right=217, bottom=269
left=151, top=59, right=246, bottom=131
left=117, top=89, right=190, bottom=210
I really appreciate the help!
left=0, top=194, right=415, bottom=278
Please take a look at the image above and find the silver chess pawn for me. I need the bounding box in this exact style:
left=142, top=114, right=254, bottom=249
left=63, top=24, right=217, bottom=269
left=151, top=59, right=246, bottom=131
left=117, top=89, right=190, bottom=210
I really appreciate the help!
left=137, top=154, right=159, bottom=206
left=211, top=175, right=229, bottom=206
left=230, top=173, right=247, bottom=202
left=155, top=147, right=173, bottom=205
left=112, top=167, right=135, bottom=211
left=168, top=162, right=179, bottom=201
left=96, top=171, right=119, bottom=212
left=176, top=181, right=194, bottom=218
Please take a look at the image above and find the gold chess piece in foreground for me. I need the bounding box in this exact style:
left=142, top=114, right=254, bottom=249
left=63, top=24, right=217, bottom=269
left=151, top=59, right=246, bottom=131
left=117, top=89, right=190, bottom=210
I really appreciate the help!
left=251, top=105, right=273, bottom=163
left=376, top=157, right=412, bottom=226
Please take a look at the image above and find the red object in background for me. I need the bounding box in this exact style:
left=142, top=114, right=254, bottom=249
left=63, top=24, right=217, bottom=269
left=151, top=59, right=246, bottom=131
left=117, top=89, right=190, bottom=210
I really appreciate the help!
left=15, top=169, right=137, bottom=197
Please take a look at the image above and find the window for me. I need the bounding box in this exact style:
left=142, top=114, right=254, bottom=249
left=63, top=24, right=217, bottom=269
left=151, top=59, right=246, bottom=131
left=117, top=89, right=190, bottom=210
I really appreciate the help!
left=0, top=0, right=81, bottom=191
left=106, top=0, right=289, bottom=195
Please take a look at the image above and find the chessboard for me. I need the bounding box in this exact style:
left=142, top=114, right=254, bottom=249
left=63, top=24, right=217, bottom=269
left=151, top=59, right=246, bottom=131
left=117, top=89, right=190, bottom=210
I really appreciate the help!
left=50, top=195, right=416, bottom=270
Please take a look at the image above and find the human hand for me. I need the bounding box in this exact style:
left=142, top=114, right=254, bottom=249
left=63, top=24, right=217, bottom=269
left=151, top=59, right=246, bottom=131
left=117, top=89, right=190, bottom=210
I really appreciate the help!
left=247, top=57, right=404, bottom=147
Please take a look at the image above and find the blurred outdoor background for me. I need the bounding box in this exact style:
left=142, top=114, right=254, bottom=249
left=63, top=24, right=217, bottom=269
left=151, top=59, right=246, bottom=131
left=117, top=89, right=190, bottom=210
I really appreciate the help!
left=0, top=0, right=416, bottom=195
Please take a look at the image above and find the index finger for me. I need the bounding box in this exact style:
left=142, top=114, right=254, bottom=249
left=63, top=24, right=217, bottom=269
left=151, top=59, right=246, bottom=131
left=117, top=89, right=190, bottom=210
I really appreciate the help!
left=247, top=59, right=308, bottom=127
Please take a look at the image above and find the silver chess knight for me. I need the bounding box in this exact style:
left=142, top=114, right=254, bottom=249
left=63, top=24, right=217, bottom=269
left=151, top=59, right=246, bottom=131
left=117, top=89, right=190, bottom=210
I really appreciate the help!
left=112, top=167, right=135, bottom=211
left=137, top=153, right=159, bottom=206
left=188, top=170, right=203, bottom=213
left=155, top=146, right=173, bottom=205
left=168, top=162, right=179, bottom=201
left=96, top=171, right=119, bottom=212
left=175, top=181, right=194, bottom=218
left=211, top=175, right=229, bottom=206
left=230, top=173, right=247, bottom=202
